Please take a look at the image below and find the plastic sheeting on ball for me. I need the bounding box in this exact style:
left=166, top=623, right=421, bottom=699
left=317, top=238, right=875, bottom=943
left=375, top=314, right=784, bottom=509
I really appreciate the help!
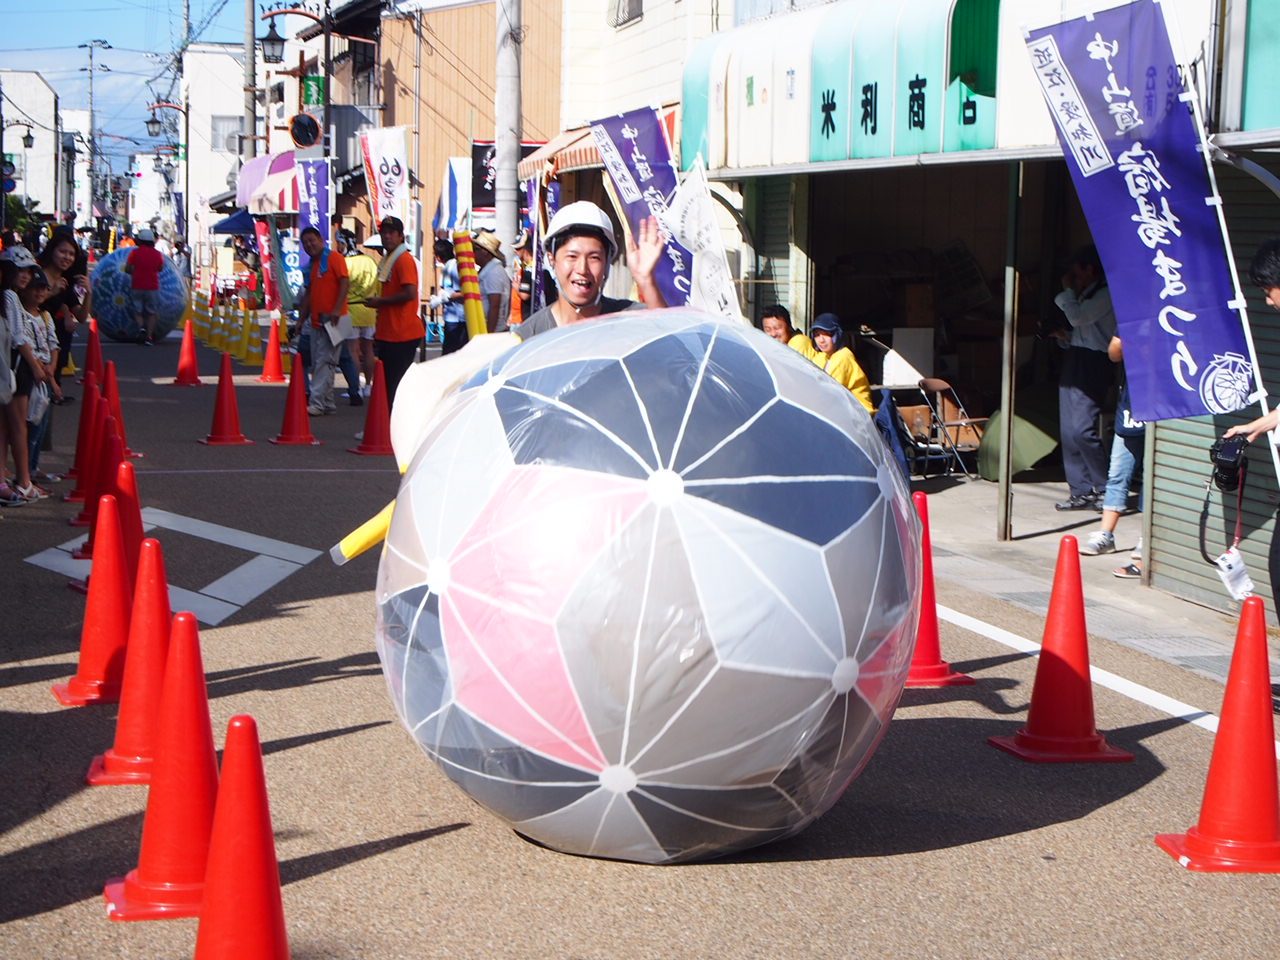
left=375, top=310, right=922, bottom=864
left=90, top=248, right=189, bottom=342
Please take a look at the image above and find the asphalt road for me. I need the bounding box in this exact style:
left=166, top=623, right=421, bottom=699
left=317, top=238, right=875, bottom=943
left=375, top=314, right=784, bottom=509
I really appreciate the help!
left=2, top=333, right=1278, bottom=959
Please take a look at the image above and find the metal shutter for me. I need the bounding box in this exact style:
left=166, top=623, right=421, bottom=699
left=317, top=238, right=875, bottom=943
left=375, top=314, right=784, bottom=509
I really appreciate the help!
left=1149, top=159, right=1280, bottom=613
left=750, top=176, right=793, bottom=323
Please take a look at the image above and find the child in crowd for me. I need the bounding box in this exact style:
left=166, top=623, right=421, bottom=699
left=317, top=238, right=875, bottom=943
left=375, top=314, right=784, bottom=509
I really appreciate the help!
left=0, top=249, right=52, bottom=503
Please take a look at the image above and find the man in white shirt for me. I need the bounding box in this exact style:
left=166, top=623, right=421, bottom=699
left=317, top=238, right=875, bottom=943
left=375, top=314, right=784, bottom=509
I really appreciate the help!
left=472, top=230, right=511, bottom=333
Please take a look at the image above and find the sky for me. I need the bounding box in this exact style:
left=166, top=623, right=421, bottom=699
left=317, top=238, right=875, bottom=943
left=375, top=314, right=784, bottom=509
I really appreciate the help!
left=2, top=1, right=293, bottom=171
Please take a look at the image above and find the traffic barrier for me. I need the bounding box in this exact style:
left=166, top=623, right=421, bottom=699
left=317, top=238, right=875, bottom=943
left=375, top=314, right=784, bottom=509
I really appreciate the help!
left=113, top=460, right=146, bottom=596
left=104, top=360, right=143, bottom=459
left=65, top=371, right=100, bottom=492
left=988, top=535, right=1134, bottom=763
left=199, top=354, right=254, bottom=446
left=174, top=317, right=203, bottom=385
left=193, top=715, right=290, bottom=959
left=62, top=353, right=78, bottom=377
left=52, top=495, right=131, bottom=706
left=71, top=415, right=122, bottom=544
left=257, top=316, right=287, bottom=383
left=208, top=304, right=222, bottom=352
left=348, top=359, right=394, bottom=456
left=244, top=312, right=265, bottom=368
left=233, top=307, right=251, bottom=362
left=104, top=612, right=219, bottom=921
left=81, top=318, right=105, bottom=384
left=269, top=358, right=320, bottom=446
left=193, top=293, right=211, bottom=342
left=905, top=491, right=974, bottom=687
left=86, top=538, right=173, bottom=785
left=453, top=231, right=488, bottom=339
left=1156, top=596, right=1280, bottom=871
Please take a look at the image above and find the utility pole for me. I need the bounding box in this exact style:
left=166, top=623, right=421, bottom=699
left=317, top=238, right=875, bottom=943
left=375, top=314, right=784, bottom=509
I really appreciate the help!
left=494, top=0, right=522, bottom=253
left=79, top=40, right=111, bottom=227
left=243, top=0, right=257, bottom=160
left=182, top=0, right=191, bottom=237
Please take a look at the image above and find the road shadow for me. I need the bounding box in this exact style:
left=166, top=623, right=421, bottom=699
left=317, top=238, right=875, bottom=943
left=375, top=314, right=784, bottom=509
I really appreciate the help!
left=720, top=712, right=1176, bottom=864
left=278, top=822, right=469, bottom=885
left=205, top=651, right=381, bottom=698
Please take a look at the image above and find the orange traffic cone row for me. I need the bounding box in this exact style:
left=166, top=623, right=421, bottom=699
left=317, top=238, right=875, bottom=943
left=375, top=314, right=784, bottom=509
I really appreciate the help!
left=104, top=612, right=219, bottom=921
left=1156, top=596, right=1280, bottom=871
left=348, top=359, right=394, bottom=456
left=905, top=491, right=974, bottom=687
left=72, top=417, right=123, bottom=550
left=200, top=353, right=254, bottom=445
left=81, top=317, right=105, bottom=385
left=988, top=535, right=1134, bottom=763
left=113, top=460, right=146, bottom=595
left=65, top=375, right=101, bottom=500
left=104, top=360, right=143, bottom=459
left=52, top=495, right=131, bottom=706
left=193, top=715, right=290, bottom=959
left=269, top=356, right=320, bottom=445
left=70, top=404, right=111, bottom=524
left=174, top=317, right=203, bottom=386
left=257, top=316, right=287, bottom=383
left=86, top=539, right=173, bottom=785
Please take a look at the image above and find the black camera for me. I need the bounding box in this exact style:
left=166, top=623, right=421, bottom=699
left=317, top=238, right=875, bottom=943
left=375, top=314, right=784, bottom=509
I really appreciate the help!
left=1209, top=435, right=1249, bottom=492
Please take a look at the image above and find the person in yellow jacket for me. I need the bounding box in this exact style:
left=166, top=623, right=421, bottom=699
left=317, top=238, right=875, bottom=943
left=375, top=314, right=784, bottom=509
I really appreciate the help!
left=760, top=304, right=815, bottom=359
left=810, top=312, right=874, bottom=413
left=338, top=230, right=379, bottom=395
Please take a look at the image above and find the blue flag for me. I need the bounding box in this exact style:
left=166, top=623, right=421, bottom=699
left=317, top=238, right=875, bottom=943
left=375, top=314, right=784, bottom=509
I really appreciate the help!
left=1026, top=0, right=1257, bottom=421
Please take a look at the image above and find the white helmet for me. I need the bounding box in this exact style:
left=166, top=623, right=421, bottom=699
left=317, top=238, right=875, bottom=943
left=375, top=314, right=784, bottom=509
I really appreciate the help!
left=543, top=201, right=619, bottom=262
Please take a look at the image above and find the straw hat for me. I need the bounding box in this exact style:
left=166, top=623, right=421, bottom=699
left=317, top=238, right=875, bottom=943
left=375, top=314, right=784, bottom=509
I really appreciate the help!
left=472, top=230, right=506, bottom=264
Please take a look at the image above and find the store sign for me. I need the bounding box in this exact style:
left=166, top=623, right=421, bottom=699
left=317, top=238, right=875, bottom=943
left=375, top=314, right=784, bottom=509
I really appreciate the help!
left=302, top=76, right=325, bottom=107
left=1027, top=0, right=1257, bottom=421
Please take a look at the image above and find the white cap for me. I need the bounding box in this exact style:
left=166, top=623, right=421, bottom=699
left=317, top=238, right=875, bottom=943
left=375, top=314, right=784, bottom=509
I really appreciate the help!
left=543, top=201, right=618, bottom=262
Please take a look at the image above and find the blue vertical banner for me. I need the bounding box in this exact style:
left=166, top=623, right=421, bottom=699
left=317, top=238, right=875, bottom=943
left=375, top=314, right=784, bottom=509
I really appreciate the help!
left=1026, top=0, right=1257, bottom=421
left=296, top=158, right=331, bottom=275
left=592, top=107, right=695, bottom=307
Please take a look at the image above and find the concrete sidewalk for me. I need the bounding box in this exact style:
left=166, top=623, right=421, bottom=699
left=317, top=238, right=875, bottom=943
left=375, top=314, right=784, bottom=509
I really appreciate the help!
left=917, top=472, right=1280, bottom=688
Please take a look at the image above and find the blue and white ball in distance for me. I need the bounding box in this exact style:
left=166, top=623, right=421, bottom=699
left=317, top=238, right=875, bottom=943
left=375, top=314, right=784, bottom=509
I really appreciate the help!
left=90, top=248, right=189, bottom=342
left=376, top=309, right=922, bottom=864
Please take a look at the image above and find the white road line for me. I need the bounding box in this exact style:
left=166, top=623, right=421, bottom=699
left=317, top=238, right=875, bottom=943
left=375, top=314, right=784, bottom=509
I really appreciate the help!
left=140, top=507, right=321, bottom=563
left=200, top=554, right=302, bottom=605
left=166, top=585, right=240, bottom=626
left=936, top=604, right=1280, bottom=758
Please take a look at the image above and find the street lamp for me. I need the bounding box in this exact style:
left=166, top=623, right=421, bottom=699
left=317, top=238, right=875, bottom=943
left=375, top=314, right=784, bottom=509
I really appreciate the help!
left=260, top=21, right=286, bottom=65
left=145, top=112, right=161, bottom=137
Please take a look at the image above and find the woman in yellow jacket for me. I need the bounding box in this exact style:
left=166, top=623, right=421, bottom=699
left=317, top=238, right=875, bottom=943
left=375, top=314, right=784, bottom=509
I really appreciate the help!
left=810, top=312, right=874, bottom=413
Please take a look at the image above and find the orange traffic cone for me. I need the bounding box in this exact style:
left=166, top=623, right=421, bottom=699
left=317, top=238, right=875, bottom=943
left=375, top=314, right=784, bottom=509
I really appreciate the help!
left=113, top=460, right=146, bottom=595
left=69, top=403, right=110, bottom=521
left=81, top=318, right=104, bottom=384
left=905, top=491, right=974, bottom=687
left=174, top=316, right=203, bottom=386
left=86, top=539, right=173, bottom=785
left=269, top=357, right=320, bottom=445
left=348, top=359, right=394, bottom=456
left=257, top=316, right=287, bottom=383
left=72, top=419, right=123, bottom=556
left=199, top=353, right=254, bottom=445
left=104, top=612, right=219, bottom=920
left=104, top=360, right=143, bottom=459
left=52, top=495, right=131, bottom=706
left=988, top=535, right=1134, bottom=762
left=65, top=375, right=101, bottom=500
left=1156, top=596, right=1280, bottom=871
left=193, top=715, right=290, bottom=959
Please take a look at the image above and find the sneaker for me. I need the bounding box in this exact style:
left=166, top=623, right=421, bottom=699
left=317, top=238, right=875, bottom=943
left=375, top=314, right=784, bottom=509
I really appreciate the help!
left=1079, top=530, right=1115, bottom=555
left=350, top=393, right=363, bottom=407
left=1114, top=562, right=1142, bottom=579
left=353, top=430, right=364, bottom=441
left=1055, top=493, right=1100, bottom=512
left=34, top=471, right=63, bottom=484
left=307, top=405, right=326, bottom=417
left=1131, top=536, right=1143, bottom=560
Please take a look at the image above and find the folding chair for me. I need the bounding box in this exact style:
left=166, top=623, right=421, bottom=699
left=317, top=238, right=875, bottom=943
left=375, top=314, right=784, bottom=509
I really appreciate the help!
left=917, top=377, right=989, bottom=479
left=877, top=389, right=953, bottom=479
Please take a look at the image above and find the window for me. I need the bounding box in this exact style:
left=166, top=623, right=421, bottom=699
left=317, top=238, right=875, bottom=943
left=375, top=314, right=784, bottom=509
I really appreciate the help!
left=609, top=0, right=641, bottom=28
left=211, top=115, right=240, bottom=154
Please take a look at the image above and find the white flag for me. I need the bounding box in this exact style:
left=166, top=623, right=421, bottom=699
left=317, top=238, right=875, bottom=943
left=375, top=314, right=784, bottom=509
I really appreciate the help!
left=661, top=159, right=744, bottom=323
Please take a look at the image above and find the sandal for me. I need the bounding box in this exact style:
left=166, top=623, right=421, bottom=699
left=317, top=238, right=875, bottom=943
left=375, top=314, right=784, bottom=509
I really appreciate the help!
left=1114, top=562, right=1142, bottom=579
left=34, top=471, right=63, bottom=484
left=0, top=482, right=26, bottom=507
left=15, top=483, right=49, bottom=502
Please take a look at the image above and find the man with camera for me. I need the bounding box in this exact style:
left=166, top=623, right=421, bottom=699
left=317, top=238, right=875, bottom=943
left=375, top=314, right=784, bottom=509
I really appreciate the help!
left=1218, top=238, right=1280, bottom=601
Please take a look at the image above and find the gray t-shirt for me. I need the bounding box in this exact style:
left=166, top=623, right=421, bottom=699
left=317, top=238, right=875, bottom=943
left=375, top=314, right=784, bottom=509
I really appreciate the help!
left=516, top=297, right=643, bottom=340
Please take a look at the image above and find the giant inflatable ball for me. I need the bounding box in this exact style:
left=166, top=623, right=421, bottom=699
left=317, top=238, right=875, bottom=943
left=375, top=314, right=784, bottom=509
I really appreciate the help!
left=375, top=310, right=922, bottom=864
left=90, top=248, right=189, bottom=342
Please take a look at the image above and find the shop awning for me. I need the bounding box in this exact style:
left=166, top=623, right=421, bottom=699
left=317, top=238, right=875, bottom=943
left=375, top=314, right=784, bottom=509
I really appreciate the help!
left=517, top=106, right=679, bottom=181
left=681, top=0, right=1065, bottom=174
left=212, top=208, right=255, bottom=235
